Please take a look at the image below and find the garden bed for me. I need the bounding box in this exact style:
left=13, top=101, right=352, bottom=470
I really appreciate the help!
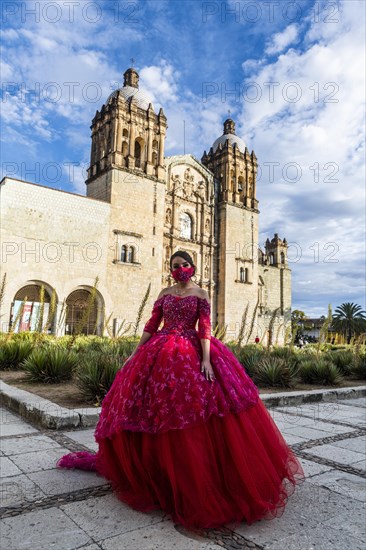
left=1, top=369, right=365, bottom=411
left=0, top=371, right=91, bottom=409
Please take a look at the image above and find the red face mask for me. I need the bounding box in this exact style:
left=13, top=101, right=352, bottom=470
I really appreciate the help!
left=171, top=265, right=195, bottom=282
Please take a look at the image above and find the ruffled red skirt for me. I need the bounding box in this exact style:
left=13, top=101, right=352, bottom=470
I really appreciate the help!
left=94, top=397, right=305, bottom=529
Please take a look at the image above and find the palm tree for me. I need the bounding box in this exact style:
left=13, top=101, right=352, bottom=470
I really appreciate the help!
left=332, top=302, right=366, bottom=344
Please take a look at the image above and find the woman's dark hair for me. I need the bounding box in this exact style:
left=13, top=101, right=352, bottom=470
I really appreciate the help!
left=170, top=250, right=196, bottom=276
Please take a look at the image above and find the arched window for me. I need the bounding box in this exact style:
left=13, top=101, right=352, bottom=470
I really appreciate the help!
left=107, top=128, right=112, bottom=152
left=269, top=253, right=275, bottom=265
left=127, top=246, right=134, bottom=263
left=240, top=267, right=245, bottom=282
left=134, top=138, right=145, bottom=168
left=121, top=245, right=127, bottom=262
left=179, top=212, right=192, bottom=239
left=280, top=252, right=285, bottom=264
left=134, top=141, right=141, bottom=167
left=100, top=134, right=105, bottom=158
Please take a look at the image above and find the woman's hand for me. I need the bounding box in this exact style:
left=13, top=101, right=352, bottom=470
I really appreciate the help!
left=201, top=359, right=216, bottom=382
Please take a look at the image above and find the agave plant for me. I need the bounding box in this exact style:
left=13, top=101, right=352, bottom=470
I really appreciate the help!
left=92, top=337, right=138, bottom=358
left=22, top=347, right=79, bottom=383
left=75, top=351, right=124, bottom=405
left=350, top=353, right=366, bottom=380
left=326, top=350, right=353, bottom=375
left=236, top=347, right=265, bottom=378
left=299, top=358, right=343, bottom=385
left=0, top=340, right=34, bottom=370
left=253, top=357, right=297, bottom=388
left=270, top=346, right=301, bottom=373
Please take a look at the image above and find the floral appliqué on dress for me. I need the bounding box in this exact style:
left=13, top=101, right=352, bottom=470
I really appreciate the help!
left=94, top=294, right=259, bottom=441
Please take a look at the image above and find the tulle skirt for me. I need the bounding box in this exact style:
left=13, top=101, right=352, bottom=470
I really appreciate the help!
left=89, top=397, right=305, bottom=529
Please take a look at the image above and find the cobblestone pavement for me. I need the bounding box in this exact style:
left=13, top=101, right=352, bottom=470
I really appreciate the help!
left=1, top=397, right=365, bottom=550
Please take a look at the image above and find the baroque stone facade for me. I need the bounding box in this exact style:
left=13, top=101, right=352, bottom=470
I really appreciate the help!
left=0, top=67, right=291, bottom=345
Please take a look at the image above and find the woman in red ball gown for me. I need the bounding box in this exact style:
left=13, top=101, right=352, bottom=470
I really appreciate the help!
left=57, top=250, right=305, bottom=529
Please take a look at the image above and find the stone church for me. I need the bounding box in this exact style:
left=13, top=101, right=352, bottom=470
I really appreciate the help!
left=0, top=67, right=291, bottom=345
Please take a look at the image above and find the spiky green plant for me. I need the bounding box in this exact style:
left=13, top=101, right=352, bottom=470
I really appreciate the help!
left=299, top=358, right=343, bottom=385
left=270, top=346, right=301, bottom=375
left=133, top=283, right=151, bottom=337
left=0, top=340, right=34, bottom=370
left=237, top=347, right=265, bottom=378
left=236, top=303, right=249, bottom=348
left=326, top=350, right=353, bottom=375
left=66, top=276, right=100, bottom=350
left=43, top=288, right=57, bottom=334
left=8, top=296, right=27, bottom=337
left=253, top=356, right=297, bottom=388
left=213, top=323, right=227, bottom=341
left=0, top=272, right=7, bottom=321
left=245, top=298, right=259, bottom=345
left=22, top=346, right=79, bottom=383
left=316, top=304, right=333, bottom=356
left=267, top=307, right=281, bottom=350
left=34, top=285, right=46, bottom=333
left=75, top=351, right=124, bottom=405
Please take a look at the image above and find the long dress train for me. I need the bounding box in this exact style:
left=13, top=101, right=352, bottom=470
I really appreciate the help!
left=57, top=293, right=305, bottom=529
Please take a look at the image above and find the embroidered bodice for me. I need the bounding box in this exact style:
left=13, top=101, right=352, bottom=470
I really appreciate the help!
left=143, top=293, right=212, bottom=340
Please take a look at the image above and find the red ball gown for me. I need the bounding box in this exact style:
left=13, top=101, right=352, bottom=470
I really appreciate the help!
left=57, top=293, right=305, bottom=529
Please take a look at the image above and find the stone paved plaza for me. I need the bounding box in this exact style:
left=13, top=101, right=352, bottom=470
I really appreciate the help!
left=1, top=397, right=365, bottom=550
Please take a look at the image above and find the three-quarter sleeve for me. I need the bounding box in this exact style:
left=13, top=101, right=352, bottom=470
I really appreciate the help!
left=197, top=298, right=212, bottom=340
left=143, top=296, right=164, bottom=335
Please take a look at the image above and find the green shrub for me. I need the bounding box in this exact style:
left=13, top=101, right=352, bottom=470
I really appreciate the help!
left=350, top=353, right=366, bottom=380
left=0, top=340, right=34, bottom=370
left=234, top=346, right=265, bottom=378
left=299, top=358, right=343, bottom=385
left=270, top=346, right=301, bottom=372
left=327, top=350, right=353, bottom=375
left=92, top=338, right=138, bottom=357
left=22, top=347, right=79, bottom=383
left=75, top=352, right=124, bottom=405
left=10, top=332, right=53, bottom=345
left=242, top=353, right=263, bottom=378
left=253, top=357, right=298, bottom=388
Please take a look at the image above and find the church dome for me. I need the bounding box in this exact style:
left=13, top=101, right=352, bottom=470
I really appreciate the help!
left=211, top=118, right=246, bottom=153
left=106, top=68, right=154, bottom=111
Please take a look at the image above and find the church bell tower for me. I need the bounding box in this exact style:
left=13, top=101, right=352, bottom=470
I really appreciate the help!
left=201, top=119, right=260, bottom=339
left=86, top=67, right=167, bottom=200
left=83, top=66, right=167, bottom=320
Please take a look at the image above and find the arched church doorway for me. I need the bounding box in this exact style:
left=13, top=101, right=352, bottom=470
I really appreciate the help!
left=65, top=289, right=101, bottom=335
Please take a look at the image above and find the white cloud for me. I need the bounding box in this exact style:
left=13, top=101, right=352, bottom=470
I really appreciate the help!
left=265, top=24, right=299, bottom=55
left=239, top=0, right=365, bottom=314
left=140, top=62, right=180, bottom=106
left=1, top=91, right=54, bottom=140
left=242, top=59, right=264, bottom=75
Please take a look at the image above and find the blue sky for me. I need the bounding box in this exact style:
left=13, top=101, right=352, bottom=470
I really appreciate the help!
left=1, top=0, right=365, bottom=317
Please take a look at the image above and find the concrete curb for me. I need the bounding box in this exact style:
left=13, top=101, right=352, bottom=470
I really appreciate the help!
left=1, top=379, right=365, bottom=430
left=259, top=385, right=366, bottom=407
left=0, top=380, right=101, bottom=430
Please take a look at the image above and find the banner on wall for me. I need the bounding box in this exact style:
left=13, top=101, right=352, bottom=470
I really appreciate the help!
left=12, top=301, right=51, bottom=333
